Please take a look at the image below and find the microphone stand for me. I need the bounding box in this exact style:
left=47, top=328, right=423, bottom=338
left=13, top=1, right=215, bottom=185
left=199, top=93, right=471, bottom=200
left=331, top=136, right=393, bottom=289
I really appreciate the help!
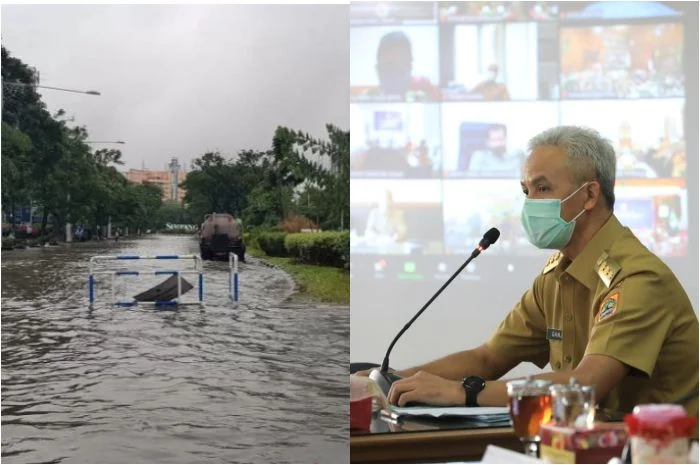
left=370, top=245, right=487, bottom=396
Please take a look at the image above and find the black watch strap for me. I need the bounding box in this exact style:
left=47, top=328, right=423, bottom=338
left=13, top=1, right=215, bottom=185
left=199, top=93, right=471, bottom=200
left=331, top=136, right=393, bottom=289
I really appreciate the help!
left=462, top=376, right=486, bottom=407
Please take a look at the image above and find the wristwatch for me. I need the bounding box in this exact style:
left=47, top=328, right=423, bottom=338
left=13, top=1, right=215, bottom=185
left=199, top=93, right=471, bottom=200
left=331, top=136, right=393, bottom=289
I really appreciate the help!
left=462, top=376, right=486, bottom=407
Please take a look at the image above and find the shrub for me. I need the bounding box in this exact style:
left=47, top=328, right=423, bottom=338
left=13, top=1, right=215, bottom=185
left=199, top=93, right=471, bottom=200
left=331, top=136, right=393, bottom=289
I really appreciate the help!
left=242, top=232, right=254, bottom=248
left=285, top=231, right=349, bottom=268
left=257, top=232, right=287, bottom=257
left=243, top=231, right=261, bottom=249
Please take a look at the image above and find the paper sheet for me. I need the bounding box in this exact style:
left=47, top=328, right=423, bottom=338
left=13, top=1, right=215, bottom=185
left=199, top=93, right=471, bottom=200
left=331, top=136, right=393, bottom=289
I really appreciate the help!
left=350, top=375, right=513, bottom=420
left=390, top=406, right=510, bottom=419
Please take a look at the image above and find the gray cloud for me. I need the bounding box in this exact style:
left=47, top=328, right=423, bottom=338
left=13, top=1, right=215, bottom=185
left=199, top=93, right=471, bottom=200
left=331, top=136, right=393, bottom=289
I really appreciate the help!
left=1, top=4, right=349, bottom=170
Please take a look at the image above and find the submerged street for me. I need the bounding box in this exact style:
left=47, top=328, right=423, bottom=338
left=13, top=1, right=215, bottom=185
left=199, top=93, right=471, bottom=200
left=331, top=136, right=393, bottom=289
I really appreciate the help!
left=1, top=234, right=349, bottom=463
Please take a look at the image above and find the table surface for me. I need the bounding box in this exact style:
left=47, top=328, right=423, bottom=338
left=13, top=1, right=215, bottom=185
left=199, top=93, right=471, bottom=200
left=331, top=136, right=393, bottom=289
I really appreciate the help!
left=350, top=411, right=522, bottom=463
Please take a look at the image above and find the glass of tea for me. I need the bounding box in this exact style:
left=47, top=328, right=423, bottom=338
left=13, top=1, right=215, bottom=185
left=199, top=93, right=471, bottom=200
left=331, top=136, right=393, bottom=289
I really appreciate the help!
left=506, top=377, right=553, bottom=457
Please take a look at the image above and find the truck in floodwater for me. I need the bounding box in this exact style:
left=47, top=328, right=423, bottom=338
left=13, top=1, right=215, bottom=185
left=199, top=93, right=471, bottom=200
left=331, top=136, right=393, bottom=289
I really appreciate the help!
left=199, top=213, right=246, bottom=262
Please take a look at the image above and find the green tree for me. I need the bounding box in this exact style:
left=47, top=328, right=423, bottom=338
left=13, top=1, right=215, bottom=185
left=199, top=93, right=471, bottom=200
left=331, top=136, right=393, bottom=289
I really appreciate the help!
left=283, top=124, right=350, bottom=230
left=3, top=46, right=68, bottom=233
left=181, top=152, right=249, bottom=221
left=182, top=124, right=349, bottom=232
left=126, top=182, right=165, bottom=231
left=156, top=201, right=197, bottom=227
left=3, top=45, right=348, bottom=241
left=1, top=122, right=33, bottom=226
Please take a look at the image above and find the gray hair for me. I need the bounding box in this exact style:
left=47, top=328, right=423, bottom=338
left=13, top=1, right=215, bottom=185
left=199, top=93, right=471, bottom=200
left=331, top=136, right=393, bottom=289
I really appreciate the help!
left=527, top=126, right=616, bottom=210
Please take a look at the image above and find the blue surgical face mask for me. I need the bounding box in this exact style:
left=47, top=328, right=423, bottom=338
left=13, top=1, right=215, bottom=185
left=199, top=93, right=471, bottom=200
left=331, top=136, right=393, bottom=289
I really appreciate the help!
left=521, top=183, right=589, bottom=250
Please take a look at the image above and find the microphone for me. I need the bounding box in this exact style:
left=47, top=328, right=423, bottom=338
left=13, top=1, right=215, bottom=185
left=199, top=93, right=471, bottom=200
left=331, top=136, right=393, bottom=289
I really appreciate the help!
left=370, top=227, right=501, bottom=396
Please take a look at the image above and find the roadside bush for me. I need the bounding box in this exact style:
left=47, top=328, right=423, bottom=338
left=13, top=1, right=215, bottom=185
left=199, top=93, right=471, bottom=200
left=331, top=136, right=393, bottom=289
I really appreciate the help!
left=242, top=232, right=258, bottom=249
left=285, top=231, right=349, bottom=268
left=257, top=232, right=287, bottom=257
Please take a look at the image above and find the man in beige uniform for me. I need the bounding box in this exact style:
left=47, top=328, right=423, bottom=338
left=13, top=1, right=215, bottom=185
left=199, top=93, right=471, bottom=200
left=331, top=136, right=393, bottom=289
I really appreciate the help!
left=359, top=126, right=698, bottom=417
left=490, top=215, right=698, bottom=417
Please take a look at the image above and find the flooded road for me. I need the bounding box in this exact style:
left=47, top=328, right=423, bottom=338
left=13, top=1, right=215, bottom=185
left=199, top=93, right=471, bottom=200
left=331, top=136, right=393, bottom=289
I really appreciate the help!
left=1, top=234, right=349, bottom=463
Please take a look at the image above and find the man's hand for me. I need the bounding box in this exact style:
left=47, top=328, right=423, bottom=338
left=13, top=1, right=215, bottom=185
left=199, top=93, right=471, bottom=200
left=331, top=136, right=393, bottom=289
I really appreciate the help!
left=353, top=369, right=374, bottom=377
left=388, top=371, right=464, bottom=407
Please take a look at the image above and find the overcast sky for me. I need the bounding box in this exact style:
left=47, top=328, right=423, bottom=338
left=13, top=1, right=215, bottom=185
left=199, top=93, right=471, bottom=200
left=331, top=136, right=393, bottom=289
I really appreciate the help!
left=1, top=4, right=349, bottom=171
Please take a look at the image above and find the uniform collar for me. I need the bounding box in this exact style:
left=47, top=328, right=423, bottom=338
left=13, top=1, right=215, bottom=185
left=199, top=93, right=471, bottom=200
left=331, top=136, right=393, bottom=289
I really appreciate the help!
left=564, top=214, right=626, bottom=290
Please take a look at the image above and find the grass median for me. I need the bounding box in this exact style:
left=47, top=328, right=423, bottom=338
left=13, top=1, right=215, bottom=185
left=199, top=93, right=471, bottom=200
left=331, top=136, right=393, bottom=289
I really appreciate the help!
left=247, top=247, right=349, bottom=305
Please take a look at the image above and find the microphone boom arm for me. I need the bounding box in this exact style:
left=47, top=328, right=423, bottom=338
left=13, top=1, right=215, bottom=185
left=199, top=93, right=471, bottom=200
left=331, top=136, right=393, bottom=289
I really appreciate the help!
left=379, top=247, right=482, bottom=373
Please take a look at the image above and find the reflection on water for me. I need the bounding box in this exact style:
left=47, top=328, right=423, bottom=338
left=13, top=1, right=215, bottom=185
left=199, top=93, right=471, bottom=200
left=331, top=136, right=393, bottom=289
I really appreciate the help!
left=1, top=235, right=349, bottom=463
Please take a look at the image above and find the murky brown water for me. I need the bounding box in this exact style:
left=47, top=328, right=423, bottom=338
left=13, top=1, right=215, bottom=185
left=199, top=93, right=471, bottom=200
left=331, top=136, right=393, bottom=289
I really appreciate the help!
left=1, top=234, right=349, bottom=463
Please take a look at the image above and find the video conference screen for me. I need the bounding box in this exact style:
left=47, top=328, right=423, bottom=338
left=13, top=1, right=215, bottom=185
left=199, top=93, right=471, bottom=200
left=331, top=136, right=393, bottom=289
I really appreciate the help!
left=350, top=1, right=695, bottom=288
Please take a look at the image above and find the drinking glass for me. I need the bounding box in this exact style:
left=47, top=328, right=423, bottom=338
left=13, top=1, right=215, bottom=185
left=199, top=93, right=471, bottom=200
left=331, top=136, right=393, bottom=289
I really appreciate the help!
left=506, top=378, right=553, bottom=457
left=550, top=378, right=596, bottom=429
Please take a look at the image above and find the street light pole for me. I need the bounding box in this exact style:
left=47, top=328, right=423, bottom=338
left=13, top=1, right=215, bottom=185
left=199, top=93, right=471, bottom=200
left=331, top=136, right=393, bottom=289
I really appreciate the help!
left=2, top=81, right=101, bottom=96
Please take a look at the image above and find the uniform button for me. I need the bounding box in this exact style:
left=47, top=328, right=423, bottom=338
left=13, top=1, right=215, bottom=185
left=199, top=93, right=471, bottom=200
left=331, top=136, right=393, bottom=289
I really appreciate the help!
left=554, top=361, right=561, bottom=370
left=565, top=355, right=572, bottom=363
left=565, top=314, right=573, bottom=322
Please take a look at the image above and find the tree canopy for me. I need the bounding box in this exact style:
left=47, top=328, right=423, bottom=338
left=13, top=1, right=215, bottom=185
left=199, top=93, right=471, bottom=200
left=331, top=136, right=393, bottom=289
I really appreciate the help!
left=181, top=125, right=349, bottom=231
left=2, top=46, right=164, bottom=235
left=2, top=46, right=349, bottom=237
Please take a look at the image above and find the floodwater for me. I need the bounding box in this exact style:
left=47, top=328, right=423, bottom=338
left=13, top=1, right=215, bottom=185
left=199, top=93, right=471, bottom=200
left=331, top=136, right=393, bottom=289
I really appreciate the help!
left=1, top=234, right=349, bottom=463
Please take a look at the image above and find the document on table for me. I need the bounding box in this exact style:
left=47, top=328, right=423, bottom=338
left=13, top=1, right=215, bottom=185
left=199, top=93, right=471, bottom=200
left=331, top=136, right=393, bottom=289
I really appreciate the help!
left=389, top=406, right=510, bottom=421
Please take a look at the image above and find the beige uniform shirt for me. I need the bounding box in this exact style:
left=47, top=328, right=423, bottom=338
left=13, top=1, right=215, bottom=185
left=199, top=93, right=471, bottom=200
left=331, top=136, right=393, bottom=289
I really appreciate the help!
left=487, top=215, right=699, bottom=416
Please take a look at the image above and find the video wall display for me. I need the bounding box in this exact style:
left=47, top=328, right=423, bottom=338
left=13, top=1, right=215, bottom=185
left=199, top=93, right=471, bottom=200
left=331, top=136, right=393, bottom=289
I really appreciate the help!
left=351, top=179, right=445, bottom=256
left=350, top=1, right=691, bottom=276
left=350, top=103, right=442, bottom=178
left=559, top=22, right=684, bottom=99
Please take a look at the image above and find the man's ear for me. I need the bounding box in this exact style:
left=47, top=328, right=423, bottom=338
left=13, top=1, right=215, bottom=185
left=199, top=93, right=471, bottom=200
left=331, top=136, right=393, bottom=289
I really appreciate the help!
left=584, top=181, right=601, bottom=210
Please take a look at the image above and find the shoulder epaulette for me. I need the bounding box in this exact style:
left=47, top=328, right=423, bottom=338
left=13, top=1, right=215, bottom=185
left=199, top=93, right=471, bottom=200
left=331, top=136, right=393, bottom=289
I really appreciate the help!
left=542, top=251, right=562, bottom=275
left=595, top=251, right=621, bottom=288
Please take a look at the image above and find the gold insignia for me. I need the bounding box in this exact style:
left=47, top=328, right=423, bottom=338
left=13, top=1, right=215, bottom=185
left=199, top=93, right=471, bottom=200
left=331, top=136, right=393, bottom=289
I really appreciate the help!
left=595, top=251, right=608, bottom=268
left=542, top=252, right=562, bottom=275
left=596, top=252, right=621, bottom=288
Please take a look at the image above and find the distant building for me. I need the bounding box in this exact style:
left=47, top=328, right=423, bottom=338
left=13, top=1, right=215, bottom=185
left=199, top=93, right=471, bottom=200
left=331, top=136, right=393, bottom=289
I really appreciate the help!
left=125, top=158, right=187, bottom=204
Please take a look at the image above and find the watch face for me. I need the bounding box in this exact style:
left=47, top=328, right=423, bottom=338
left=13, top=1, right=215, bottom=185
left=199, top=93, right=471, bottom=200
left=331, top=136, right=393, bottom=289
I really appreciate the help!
left=465, top=377, right=485, bottom=390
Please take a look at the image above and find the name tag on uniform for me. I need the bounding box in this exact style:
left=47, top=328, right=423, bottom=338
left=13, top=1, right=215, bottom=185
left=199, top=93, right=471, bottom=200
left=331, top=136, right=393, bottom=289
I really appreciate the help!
left=546, top=328, right=563, bottom=341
